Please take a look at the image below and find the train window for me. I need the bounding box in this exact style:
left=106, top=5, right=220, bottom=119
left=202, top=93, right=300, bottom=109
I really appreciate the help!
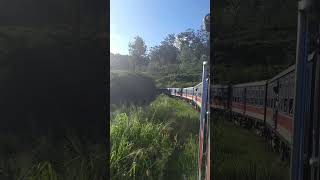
left=284, top=98, right=288, bottom=113
left=286, top=81, right=289, bottom=99
left=281, top=99, right=285, bottom=112
left=266, top=99, right=268, bottom=107
left=279, top=99, right=282, bottom=111
left=269, top=99, right=271, bottom=107
left=284, top=98, right=287, bottom=112
left=270, top=98, right=272, bottom=107
left=271, top=99, right=274, bottom=108
left=283, top=98, right=286, bottom=111
left=289, top=98, right=294, bottom=114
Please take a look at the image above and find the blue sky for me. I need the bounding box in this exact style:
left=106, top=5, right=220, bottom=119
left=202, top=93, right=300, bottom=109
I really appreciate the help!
left=110, top=0, right=210, bottom=55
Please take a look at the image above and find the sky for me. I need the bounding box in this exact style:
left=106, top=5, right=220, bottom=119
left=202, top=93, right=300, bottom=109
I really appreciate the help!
left=110, top=0, right=210, bottom=55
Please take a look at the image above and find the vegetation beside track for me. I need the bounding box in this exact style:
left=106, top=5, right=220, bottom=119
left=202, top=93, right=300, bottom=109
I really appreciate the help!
left=212, top=116, right=290, bottom=180
left=110, top=70, right=157, bottom=106
left=110, top=95, right=199, bottom=179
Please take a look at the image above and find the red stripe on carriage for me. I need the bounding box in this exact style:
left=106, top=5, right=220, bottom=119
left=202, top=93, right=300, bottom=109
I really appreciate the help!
left=198, top=128, right=204, bottom=171
left=266, top=108, right=293, bottom=132
left=245, top=104, right=265, bottom=115
left=232, top=102, right=245, bottom=109
left=277, top=113, right=293, bottom=133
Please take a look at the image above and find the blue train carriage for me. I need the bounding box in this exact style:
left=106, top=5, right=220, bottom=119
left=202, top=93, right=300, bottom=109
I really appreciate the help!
left=159, top=88, right=171, bottom=95
left=166, top=88, right=174, bottom=96
left=231, top=81, right=267, bottom=128
left=194, top=82, right=203, bottom=108
left=265, top=65, right=295, bottom=147
left=167, top=87, right=182, bottom=97
left=242, top=80, right=267, bottom=122
left=211, top=84, right=230, bottom=110
left=231, top=83, right=247, bottom=116
left=182, top=86, right=194, bottom=102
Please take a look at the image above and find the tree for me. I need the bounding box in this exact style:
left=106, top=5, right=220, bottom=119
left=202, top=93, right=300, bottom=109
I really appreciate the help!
left=175, top=29, right=209, bottom=72
left=149, top=46, right=161, bottom=65
left=176, top=29, right=196, bottom=49
left=128, top=36, right=147, bottom=72
left=159, top=34, right=178, bottom=65
left=148, top=34, right=178, bottom=68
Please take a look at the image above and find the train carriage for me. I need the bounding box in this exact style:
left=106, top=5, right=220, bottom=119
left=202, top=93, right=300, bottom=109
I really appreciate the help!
left=266, top=65, right=295, bottom=145
left=167, top=82, right=203, bottom=108
left=211, top=84, right=229, bottom=110
left=194, top=82, right=203, bottom=107
left=231, top=84, right=247, bottom=115
left=243, top=81, right=267, bottom=122
left=182, top=87, right=194, bottom=101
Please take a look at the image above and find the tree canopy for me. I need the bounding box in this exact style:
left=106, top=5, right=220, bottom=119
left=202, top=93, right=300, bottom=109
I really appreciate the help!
left=128, top=36, right=147, bottom=71
left=213, top=0, right=298, bottom=83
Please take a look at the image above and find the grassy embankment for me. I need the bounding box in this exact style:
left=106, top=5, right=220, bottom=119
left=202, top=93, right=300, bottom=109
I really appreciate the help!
left=110, top=95, right=200, bottom=179
left=212, top=117, right=290, bottom=180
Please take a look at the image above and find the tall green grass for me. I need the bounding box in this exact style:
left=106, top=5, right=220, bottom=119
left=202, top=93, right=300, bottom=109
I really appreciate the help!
left=0, top=133, right=106, bottom=179
left=110, top=95, right=200, bottom=179
left=212, top=117, right=290, bottom=180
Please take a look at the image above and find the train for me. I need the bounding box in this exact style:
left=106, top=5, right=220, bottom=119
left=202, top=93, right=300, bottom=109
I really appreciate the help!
left=166, top=2, right=320, bottom=179
left=167, top=82, right=203, bottom=108
left=167, top=64, right=297, bottom=161
left=213, top=64, right=297, bottom=160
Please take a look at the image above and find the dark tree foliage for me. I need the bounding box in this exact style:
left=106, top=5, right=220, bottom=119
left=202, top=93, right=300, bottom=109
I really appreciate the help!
left=213, top=0, right=298, bottom=83
left=0, top=0, right=107, bottom=142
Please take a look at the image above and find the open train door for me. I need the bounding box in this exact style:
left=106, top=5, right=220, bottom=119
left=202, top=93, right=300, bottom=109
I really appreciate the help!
left=291, top=0, right=320, bottom=179
left=308, top=35, right=320, bottom=180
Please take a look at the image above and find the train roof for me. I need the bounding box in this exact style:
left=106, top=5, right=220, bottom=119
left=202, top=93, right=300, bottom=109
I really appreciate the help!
left=183, top=86, right=194, bottom=90
left=211, top=84, right=229, bottom=88
left=268, top=64, right=295, bottom=82
left=195, top=82, right=203, bottom=87
left=233, top=80, right=267, bottom=88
